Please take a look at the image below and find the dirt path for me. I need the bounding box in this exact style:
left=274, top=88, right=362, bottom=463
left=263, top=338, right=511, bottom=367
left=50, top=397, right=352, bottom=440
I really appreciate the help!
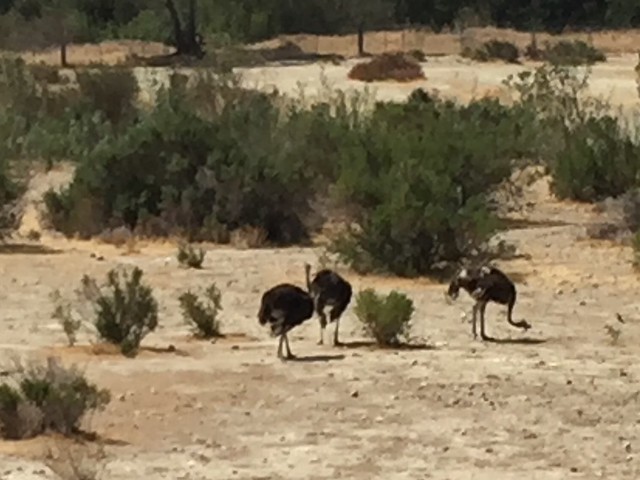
left=0, top=168, right=638, bottom=479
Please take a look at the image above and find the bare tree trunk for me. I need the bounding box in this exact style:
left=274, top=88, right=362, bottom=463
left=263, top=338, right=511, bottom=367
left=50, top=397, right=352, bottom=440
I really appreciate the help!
left=357, top=21, right=365, bottom=56
left=60, top=41, right=67, bottom=67
left=165, top=0, right=203, bottom=58
left=165, top=0, right=184, bottom=53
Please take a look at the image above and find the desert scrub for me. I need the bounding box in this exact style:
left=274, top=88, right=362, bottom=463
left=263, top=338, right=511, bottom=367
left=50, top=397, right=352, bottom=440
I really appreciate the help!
left=354, top=289, right=414, bottom=347
left=81, top=266, right=159, bottom=357
left=348, top=53, right=425, bottom=82
left=462, top=40, right=520, bottom=64
left=178, top=283, right=223, bottom=338
left=0, top=357, right=110, bottom=439
left=50, top=289, right=82, bottom=347
left=632, top=231, right=640, bottom=271
left=177, top=243, right=206, bottom=269
left=541, top=40, right=606, bottom=66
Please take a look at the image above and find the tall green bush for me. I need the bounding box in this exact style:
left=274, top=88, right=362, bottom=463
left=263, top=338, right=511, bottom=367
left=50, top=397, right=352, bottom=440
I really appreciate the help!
left=329, top=98, right=521, bottom=276
left=44, top=75, right=314, bottom=244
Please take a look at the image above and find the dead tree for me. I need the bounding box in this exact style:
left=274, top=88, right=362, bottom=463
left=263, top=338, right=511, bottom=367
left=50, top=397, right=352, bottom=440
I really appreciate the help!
left=165, top=0, right=205, bottom=58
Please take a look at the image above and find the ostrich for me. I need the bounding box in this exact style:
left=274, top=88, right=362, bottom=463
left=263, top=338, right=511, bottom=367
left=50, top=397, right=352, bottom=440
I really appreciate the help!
left=304, top=263, right=353, bottom=346
left=446, top=265, right=531, bottom=340
left=258, top=283, right=314, bottom=360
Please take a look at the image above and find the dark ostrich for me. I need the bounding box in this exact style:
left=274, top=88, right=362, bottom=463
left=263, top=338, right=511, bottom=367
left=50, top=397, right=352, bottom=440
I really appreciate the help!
left=447, top=265, right=531, bottom=340
left=304, top=263, right=352, bottom=346
left=258, top=283, right=314, bottom=360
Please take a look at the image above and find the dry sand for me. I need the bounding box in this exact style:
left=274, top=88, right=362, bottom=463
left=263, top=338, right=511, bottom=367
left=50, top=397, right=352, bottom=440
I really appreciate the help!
left=1, top=31, right=640, bottom=479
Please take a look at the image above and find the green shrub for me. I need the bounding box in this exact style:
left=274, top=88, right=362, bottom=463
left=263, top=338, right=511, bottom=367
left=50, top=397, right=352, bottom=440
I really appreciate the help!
left=632, top=231, right=640, bottom=270
left=177, top=243, right=206, bottom=269
left=550, top=115, right=640, bottom=202
left=0, top=156, right=21, bottom=238
left=542, top=40, right=606, bottom=66
left=462, top=40, right=520, bottom=63
left=81, top=267, right=159, bottom=357
left=354, top=289, right=414, bottom=347
left=329, top=98, right=522, bottom=276
left=0, top=357, right=110, bottom=439
left=50, top=289, right=82, bottom=347
left=44, top=76, right=313, bottom=244
left=75, top=68, right=139, bottom=126
left=178, top=283, right=223, bottom=338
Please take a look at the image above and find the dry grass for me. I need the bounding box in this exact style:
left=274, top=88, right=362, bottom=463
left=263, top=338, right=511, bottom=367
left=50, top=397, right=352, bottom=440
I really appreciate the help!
left=251, top=27, right=640, bottom=58
left=348, top=52, right=425, bottom=83
left=8, top=27, right=640, bottom=69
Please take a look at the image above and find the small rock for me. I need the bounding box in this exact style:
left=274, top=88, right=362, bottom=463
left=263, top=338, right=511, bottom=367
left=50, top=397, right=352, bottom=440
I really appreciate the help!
left=351, top=390, right=359, bottom=398
left=231, top=345, right=240, bottom=350
left=411, top=360, right=418, bottom=366
left=579, top=300, right=587, bottom=306
left=117, top=393, right=126, bottom=402
left=150, top=387, right=157, bottom=395
left=167, top=344, right=176, bottom=352
left=485, top=447, right=493, bottom=453
left=625, top=442, right=632, bottom=453
left=570, top=467, right=578, bottom=473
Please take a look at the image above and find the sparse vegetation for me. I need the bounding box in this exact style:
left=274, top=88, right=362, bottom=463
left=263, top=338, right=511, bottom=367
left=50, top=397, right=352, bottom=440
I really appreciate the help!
left=632, top=231, right=640, bottom=270
left=348, top=53, right=425, bottom=82
left=0, top=357, right=110, bottom=440
left=177, top=243, right=206, bottom=269
left=51, top=289, right=82, bottom=347
left=178, top=283, right=223, bottom=339
left=80, top=267, right=159, bottom=357
left=540, top=40, right=606, bottom=66
left=354, top=289, right=414, bottom=347
left=604, top=324, right=622, bottom=345
left=462, top=40, right=520, bottom=63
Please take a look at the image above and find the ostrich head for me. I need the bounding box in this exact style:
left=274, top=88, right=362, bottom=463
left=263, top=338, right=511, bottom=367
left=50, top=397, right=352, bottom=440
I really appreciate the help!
left=446, top=268, right=469, bottom=301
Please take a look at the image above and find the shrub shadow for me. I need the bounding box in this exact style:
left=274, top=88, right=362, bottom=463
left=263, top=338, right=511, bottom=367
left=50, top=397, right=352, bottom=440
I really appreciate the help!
left=0, top=243, right=63, bottom=255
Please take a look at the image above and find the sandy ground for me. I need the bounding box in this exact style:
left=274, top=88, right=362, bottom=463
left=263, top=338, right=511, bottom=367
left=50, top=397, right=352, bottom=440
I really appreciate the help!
left=237, top=54, right=640, bottom=110
left=0, top=165, right=640, bottom=479
left=1, top=30, right=640, bottom=479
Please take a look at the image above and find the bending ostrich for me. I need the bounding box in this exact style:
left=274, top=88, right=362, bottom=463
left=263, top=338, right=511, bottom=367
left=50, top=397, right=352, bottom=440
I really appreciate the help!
left=304, top=263, right=353, bottom=346
left=447, top=265, right=531, bottom=340
left=258, top=283, right=314, bottom=360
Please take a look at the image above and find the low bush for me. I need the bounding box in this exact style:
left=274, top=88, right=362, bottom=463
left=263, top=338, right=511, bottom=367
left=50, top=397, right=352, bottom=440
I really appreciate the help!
left=80, top=267, right=159, bottom=357
left=0, top=357, right=110, bottom=439
left=177, top=243, right=206, bottom=269
left=0, top=157, right=21, bottom=238
left=354, top=289, right=414, bottom=347
left=633, top=231, right=640, bottom=270
left=50, top=289, right=82, bottom=347
left=462, top=40, right=520, bottom=64
left=541, top=40, right=606, bottom=66
left=178, top=283, right=223, bottom=339
left=348, top=53, right=425, bottom=82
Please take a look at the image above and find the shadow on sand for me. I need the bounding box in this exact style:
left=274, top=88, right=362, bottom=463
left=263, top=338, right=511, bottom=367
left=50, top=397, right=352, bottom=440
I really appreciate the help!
left=483, top=336, right=547, bottom=345
left=0, top=243, right=63, bottom=255
left=336, top=341, right=436, bottom=351
left=287, top=354, right=346, bottom=363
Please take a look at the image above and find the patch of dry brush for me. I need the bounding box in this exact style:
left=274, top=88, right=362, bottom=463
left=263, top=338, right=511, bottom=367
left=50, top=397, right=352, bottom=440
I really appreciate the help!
left=348, top=53, right=425, bottom=83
